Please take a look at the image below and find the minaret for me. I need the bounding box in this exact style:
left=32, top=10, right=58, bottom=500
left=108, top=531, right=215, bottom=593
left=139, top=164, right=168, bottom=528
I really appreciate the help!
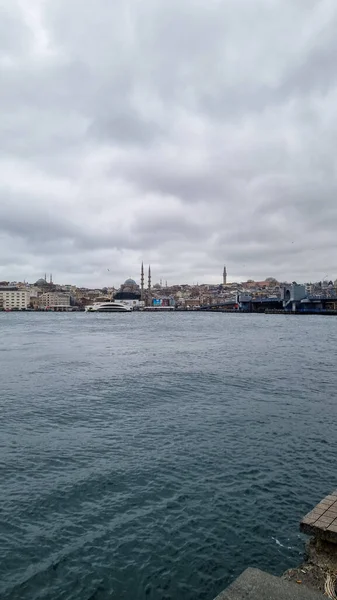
left=148, top=265, right=151, bottom=291
left=44, top=273, right=47, bottom=282
left=140, top=262, right=144, bottom=301
left=223, top=265, right=227, bottom=285
left=50, top=274, right=52, bottom=284
left=147, top=265, right=152, bottom=307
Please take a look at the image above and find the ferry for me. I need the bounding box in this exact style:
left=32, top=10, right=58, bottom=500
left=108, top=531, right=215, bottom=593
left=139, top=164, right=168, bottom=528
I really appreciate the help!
left=85, top=301, right=132, bottom=313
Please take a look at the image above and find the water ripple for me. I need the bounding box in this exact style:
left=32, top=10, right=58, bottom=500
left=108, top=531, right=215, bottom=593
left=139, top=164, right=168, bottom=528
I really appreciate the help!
left=0, top=312, right=337, bottom=600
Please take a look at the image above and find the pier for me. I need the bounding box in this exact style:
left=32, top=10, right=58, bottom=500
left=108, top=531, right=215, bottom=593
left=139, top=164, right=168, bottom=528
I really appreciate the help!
left=301, top=490, right=337, bottom=542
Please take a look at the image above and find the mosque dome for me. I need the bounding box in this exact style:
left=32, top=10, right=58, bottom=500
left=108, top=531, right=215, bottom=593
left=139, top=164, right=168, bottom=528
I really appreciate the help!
left=114, top=276, right=141, bottom=301
left=35, top=278, right=48, bottom=286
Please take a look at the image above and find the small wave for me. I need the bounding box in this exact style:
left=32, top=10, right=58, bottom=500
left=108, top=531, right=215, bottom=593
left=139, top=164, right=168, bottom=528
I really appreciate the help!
left=272, top=537, right=293, bottom=550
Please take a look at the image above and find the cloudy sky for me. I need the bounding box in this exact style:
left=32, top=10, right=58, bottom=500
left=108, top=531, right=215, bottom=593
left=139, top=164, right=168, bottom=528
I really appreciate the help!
left=1, top=0, right=337, bottom=286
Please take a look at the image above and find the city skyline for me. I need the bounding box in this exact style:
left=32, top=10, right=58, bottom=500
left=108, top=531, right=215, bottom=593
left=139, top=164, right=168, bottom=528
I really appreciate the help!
left=1, top=1, right=337, bottom=287
left=2, top=266, right=336, bottom=313
left=2, top=264, right=336, bottom=290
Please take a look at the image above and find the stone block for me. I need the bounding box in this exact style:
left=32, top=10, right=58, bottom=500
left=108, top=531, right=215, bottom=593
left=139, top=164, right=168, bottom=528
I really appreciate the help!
left=213, top=568, right=325, bottom=600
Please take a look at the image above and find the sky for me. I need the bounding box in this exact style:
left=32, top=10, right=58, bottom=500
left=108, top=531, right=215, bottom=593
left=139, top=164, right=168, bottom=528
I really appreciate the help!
left=1, top=0, right=337, bottom=287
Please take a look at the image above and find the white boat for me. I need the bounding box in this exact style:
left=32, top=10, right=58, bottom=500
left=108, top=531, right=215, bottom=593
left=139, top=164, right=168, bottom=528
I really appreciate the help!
left=85, top=300, right=132, bottom=313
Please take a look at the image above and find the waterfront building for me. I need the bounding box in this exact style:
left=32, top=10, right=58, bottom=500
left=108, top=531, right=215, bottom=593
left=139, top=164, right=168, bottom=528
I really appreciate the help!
left=39, top=292, right=71, bottom=309
left=0, top=287, right=30, bottom=310
left=151, top=296, right=175, bottom=308
left=28, top=287, right=40, bottom=309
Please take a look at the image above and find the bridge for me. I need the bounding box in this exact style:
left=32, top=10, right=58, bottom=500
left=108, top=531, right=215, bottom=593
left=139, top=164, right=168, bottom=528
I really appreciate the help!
left=198, top=295, right=337, bottom=313
left=199, top=298, right=283, bottom=311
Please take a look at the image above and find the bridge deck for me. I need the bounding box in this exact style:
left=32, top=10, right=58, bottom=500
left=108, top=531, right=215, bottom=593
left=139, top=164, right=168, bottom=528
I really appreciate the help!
left=300, top=490, right=337, bottom=542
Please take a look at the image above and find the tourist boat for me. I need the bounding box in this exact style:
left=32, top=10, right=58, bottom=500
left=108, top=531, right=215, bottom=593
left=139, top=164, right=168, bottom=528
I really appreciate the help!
left=85, top=301, right=132, bottom=313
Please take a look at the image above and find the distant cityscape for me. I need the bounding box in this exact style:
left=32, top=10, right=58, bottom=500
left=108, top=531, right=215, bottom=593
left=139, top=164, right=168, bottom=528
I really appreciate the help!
left=0, top=263, right=337, bottom=313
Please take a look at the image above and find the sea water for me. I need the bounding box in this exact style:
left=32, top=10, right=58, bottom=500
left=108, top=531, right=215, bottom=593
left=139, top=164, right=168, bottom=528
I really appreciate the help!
left=1, top=312, right=337, bottom=600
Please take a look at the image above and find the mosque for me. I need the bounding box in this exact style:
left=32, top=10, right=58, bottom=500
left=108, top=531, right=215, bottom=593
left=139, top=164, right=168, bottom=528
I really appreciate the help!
left=113, top=263, right=151, bottom=308
left=34, top=275, right=55, bottom=291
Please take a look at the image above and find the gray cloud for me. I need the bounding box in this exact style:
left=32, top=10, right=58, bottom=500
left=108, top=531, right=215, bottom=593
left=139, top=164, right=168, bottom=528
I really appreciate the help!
left=0, top=4, right=32, bottom=58
left=0, top=0, right=337, bottom=286
left=88, top=111, right=163, bottom=145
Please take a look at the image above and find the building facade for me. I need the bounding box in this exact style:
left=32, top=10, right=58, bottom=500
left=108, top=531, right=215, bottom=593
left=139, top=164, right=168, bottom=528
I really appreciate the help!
left=39, top=292, right=71, bottom=309
left=0, top=287, right=30, bottom=310
left=113, top=277, right=145, bottom=309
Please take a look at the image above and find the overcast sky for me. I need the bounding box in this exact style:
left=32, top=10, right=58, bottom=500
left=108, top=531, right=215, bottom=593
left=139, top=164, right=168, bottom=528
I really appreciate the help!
left=1, top=0, right=337, bottom=287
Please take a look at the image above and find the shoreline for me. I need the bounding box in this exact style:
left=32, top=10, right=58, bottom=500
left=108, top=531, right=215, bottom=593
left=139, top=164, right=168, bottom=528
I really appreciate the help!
left=1, top=309, right=337, bottom=316
left=214, top=490, right=337, bottom=600
left=283, top=537, right=337, bottom=595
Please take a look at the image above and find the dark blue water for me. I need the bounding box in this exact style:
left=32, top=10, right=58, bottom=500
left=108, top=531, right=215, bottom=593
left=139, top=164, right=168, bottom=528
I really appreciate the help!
left=1, top=312, right=337, bottom=600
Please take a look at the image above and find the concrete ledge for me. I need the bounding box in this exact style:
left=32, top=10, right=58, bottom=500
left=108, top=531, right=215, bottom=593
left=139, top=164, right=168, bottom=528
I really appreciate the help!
left=213, top=568, right=325, bottom=600
left=300, top=490, right=337, bottom=543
